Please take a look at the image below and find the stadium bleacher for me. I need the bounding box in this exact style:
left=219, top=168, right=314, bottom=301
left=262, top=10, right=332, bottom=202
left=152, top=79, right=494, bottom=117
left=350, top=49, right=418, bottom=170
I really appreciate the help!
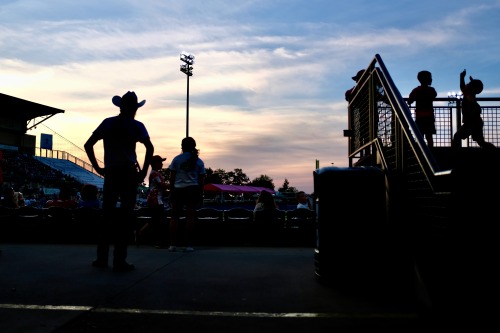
left=34, top=156, right=104, bottom=190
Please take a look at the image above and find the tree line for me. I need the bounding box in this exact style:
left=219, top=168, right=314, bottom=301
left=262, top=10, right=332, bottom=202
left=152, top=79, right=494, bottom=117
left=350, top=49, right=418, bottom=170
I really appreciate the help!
left=156, top=167, right=299, bottom=193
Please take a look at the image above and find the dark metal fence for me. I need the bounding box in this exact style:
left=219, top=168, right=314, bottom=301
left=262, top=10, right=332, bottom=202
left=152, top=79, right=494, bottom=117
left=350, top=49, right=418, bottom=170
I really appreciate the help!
left=407, top=97, right=500, bottom=148
left=345, top=54, right=500, bottom=316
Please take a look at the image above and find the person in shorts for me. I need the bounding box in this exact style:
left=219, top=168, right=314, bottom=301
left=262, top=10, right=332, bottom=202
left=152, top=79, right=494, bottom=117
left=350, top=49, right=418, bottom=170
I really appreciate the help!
left=167, top=137, right=205, bottom=252
left=408, top=70, right=437, bottom=147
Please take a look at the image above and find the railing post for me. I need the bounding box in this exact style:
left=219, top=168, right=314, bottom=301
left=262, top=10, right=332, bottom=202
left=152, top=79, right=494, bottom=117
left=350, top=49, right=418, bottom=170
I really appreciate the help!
left=455, top=99, right=462, bottom=147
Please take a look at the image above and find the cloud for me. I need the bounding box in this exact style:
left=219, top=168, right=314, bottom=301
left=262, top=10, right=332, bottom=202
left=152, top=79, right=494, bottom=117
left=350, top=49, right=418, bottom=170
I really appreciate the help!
left=2, top=1, right=500, bottom=194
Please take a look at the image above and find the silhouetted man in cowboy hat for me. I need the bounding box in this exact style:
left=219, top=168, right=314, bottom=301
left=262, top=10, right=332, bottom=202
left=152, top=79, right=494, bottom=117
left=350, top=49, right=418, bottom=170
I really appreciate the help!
left=85, top=91, right=154, bottom=272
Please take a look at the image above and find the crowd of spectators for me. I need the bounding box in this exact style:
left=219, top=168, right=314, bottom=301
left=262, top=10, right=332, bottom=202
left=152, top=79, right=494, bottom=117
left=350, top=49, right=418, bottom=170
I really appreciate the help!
left=0, top=150, right=153, bottom=209
left=1, top=149, right=84, bottom=208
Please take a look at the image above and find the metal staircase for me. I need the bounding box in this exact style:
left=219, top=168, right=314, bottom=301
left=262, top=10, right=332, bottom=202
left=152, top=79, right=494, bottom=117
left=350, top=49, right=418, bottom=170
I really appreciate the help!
left=315, top=54, right=500, bottom=319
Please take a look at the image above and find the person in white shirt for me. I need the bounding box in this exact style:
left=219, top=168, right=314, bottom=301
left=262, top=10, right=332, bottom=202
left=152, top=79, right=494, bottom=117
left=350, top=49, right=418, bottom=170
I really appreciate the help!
left=296, top=191, right=312, bottom=210
left=168, top=137, right=206, bottom=252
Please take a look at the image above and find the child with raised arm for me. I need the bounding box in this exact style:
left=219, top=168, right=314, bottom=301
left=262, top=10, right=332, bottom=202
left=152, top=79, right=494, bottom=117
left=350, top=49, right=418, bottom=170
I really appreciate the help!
left=452, top=69, right=495, bottom=149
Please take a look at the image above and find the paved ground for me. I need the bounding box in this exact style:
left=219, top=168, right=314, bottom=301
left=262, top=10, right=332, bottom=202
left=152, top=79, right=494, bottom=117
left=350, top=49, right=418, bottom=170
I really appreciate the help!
left=0, top=243, right=443, bottom=332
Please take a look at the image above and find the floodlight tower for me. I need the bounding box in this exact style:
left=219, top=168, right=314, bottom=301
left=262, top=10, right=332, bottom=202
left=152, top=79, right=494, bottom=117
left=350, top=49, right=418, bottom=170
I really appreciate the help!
left=180, top=53, right=195, bottom=138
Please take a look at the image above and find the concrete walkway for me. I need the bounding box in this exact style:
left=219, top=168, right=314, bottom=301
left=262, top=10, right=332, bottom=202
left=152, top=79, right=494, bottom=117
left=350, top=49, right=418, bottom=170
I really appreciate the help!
left=1, top=243, right=426, bottom=332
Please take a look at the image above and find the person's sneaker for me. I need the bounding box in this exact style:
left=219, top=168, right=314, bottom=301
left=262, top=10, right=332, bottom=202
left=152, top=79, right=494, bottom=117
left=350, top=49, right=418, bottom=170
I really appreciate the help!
left=92, top=260, right=108, bottom=268
left=168, top=246, right=176, bottom=252
left=112, top=262, right=135, bottom=272
left=184, top=247, right=194, bottom=252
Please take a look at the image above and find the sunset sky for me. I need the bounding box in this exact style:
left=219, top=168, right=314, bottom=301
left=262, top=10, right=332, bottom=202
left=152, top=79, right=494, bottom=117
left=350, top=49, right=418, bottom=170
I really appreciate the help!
left=2, top=0, right=500, bottom=193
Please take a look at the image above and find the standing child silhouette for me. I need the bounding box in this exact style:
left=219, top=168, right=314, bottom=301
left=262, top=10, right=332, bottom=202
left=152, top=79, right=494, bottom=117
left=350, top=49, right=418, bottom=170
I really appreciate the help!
left=408, top=70, right=437, bottom=147
left=168, top=137, right=206, bottom=252
left=452, top=69, right=495, bottom=149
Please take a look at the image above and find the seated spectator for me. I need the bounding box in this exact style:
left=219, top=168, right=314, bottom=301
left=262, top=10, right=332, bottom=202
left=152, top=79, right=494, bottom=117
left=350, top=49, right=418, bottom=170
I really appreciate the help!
left=296, top=191, right=312, bottom=210
left=253, top=190, right=278, bottom=214
left=1, top=187, right=19, bottom=208
left=37, top=191, right=48, bottom=208
left=78, top=184, right=101, bottom=209
left=23, top=195, right=33, bottom=207
left=15, top=191, right=26, bottom=207
left=45, top=185, right=78, bottom=209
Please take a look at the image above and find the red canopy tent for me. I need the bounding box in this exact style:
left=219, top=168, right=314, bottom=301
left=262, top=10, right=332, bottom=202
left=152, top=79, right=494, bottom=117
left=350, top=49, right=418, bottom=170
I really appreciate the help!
left=203, top=184, right=275, bottom=194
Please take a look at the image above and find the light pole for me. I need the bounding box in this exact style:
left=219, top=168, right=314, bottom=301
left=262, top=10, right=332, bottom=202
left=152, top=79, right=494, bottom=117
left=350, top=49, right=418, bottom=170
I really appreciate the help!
left=448, top=91, right=463, bottom=146
left=180, top=53, right=195, bottom=138
left=447, top=91, right=463, bottom=101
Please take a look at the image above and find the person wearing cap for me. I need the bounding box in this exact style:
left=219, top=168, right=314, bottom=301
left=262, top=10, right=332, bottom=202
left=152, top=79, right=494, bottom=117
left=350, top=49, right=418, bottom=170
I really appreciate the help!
left=345, top=69, right=365, bottom=103
left=136, top=154, right=169, bottom=247
left=84, top=91, right=154, bottom=272
left=168, top=137, right=206, bottom=252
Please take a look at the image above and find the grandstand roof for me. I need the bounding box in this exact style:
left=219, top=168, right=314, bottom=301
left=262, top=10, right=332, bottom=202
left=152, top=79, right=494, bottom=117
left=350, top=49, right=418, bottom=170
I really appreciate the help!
left=0, top=92, right=64, bottom=130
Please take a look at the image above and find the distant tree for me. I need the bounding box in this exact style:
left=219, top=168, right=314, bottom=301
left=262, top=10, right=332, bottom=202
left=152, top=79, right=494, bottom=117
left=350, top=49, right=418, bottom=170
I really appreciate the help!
left=198, top=166, right=295, bottom=192
left=278, top=178, right=290, bottom=192
left=278, top=178, right=297, bottom=193
left=205, top=167, right=222, bottom=184
left=226, top=168, right=250, bottom=185
left=203, top=168, right=226, bottom=184
left=250, top=174, right=275, bottom=190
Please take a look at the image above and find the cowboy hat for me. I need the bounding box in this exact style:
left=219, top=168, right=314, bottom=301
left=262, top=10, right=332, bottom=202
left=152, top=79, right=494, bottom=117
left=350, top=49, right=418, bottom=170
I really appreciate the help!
left=112, top=91, right=146, bottom=108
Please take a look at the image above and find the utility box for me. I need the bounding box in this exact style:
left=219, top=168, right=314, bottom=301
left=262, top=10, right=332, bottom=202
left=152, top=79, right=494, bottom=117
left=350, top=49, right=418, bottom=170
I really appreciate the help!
left=313, top=166, right=387, bottom=284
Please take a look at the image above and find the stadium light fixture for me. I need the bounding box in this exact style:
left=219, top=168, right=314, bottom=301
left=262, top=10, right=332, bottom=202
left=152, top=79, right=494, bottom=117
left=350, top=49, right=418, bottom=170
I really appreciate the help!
left=180, top=53, right=195, bottom=137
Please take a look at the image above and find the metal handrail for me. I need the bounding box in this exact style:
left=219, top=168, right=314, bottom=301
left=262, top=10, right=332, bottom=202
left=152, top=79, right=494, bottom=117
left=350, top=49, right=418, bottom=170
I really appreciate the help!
left=35, top=148, right=103, bottom=178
